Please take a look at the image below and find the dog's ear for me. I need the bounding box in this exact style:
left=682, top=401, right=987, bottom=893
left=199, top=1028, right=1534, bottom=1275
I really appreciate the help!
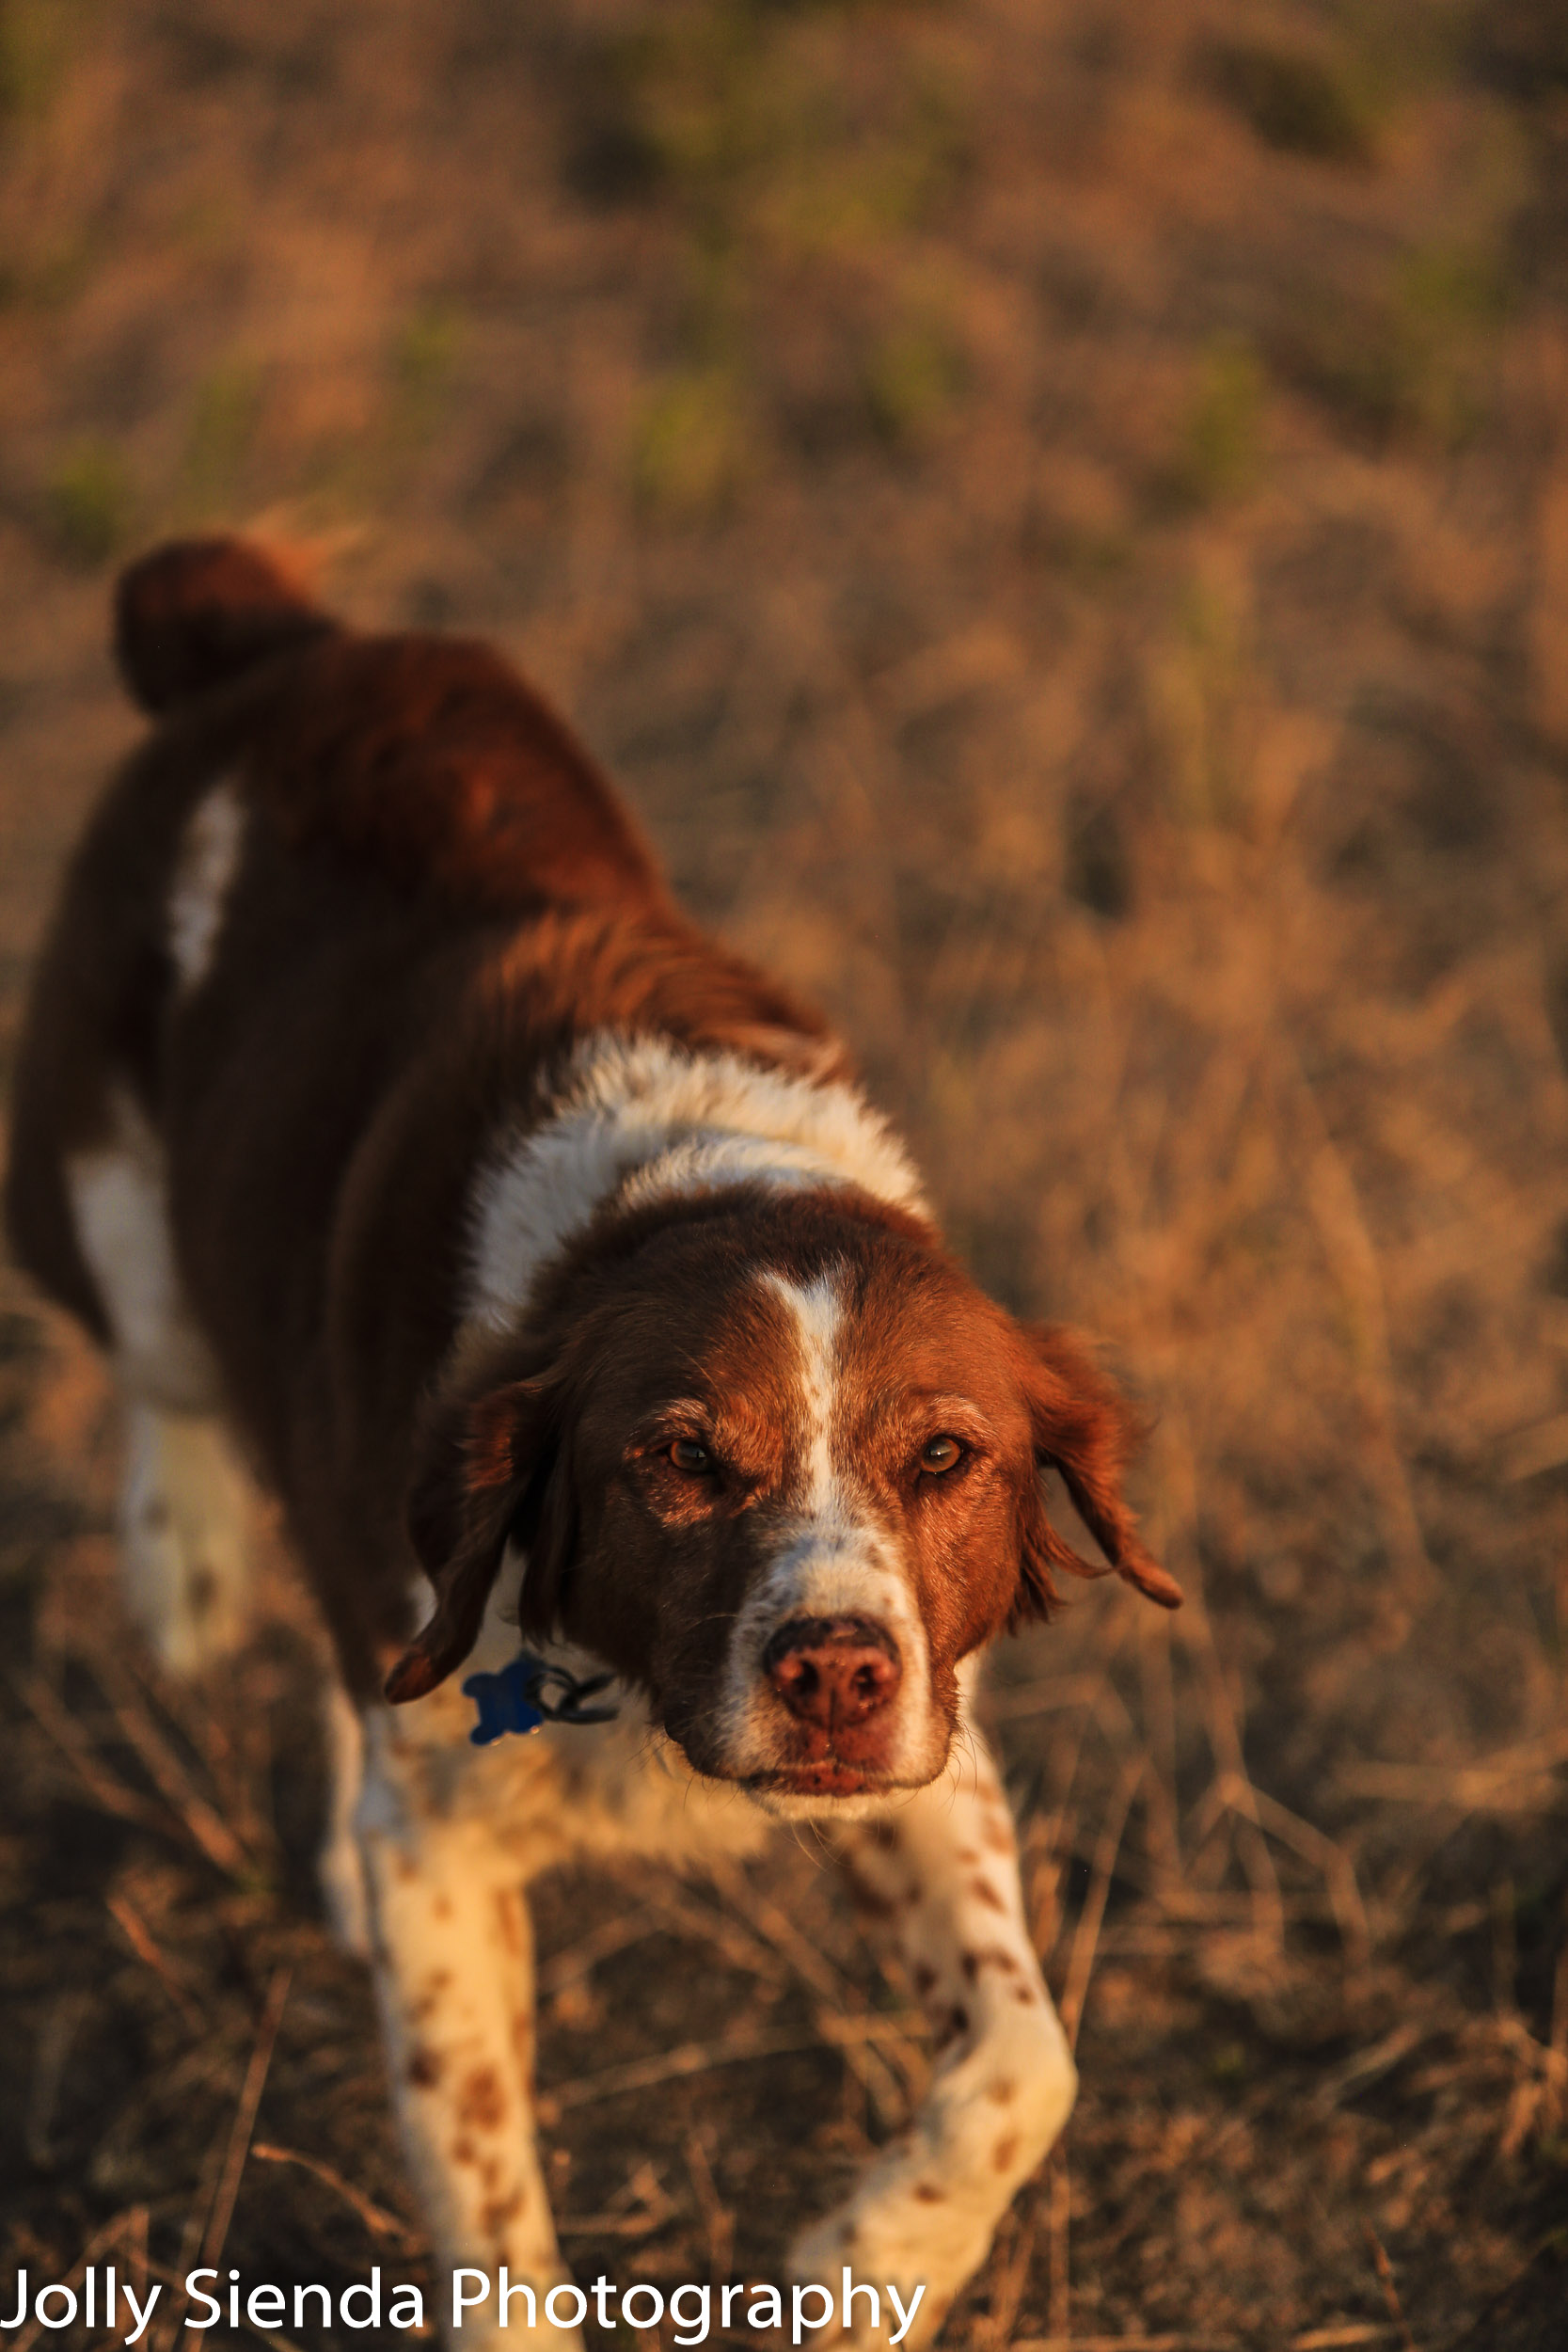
left=385, top=1372, right=575, bottom=1703
left=1011, top=1322, right=1181, bottom=1627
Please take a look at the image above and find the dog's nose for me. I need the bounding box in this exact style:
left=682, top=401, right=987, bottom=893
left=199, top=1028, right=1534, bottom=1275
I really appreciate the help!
left=763, top=1616, right=902, bottom=1727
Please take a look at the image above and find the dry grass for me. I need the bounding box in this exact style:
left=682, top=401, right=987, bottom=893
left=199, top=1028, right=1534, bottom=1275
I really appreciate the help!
left=2, top=1, right=1568, bottom=2345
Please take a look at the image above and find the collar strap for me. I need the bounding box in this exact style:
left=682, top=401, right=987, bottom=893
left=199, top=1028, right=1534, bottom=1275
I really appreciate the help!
left=462, top=1650, right=620, bottom=1745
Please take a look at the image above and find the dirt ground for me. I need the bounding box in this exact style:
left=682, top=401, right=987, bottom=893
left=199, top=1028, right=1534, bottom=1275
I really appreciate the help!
left=3, top=2, right=1568, bottom=2346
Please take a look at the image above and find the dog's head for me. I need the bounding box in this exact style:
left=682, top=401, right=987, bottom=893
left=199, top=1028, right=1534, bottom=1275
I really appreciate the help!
left=386, top=1187, right=1178, bottom=1813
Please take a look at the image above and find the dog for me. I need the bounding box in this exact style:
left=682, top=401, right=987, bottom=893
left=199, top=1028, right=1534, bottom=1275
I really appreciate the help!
left=5, top=538, right=1180, bottom=2346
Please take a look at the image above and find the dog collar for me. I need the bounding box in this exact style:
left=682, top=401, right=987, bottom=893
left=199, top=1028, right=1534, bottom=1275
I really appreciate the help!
left=462, top=1650, right=620, bottom=1745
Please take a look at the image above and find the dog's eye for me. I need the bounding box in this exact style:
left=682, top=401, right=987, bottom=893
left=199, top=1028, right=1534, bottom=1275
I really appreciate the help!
left=920, top=1435, right=962, bottom=1474
left=669, top=1438, right=711, bottom=1473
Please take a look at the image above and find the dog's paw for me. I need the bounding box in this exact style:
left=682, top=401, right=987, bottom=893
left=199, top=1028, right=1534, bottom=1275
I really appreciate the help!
left=120, top=1404, right=254, bottom=1676
left=788, top=2186, right=977, bottom=2352
left=788, top=2002, right=1077, bottom=2348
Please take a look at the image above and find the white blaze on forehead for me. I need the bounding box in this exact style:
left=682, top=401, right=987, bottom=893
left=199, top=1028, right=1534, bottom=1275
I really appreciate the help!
left=765, top=1267, right=845, bottom=1516
left=168, top=777, right=246, bottom=992
left=710, top=1259, right=940, bottom=1800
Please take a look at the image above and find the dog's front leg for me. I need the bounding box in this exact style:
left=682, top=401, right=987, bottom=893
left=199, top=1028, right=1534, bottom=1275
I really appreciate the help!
left=356, top=1714, right=578, bottom=2351
left=791, top=1727, right=1074, bottom=2349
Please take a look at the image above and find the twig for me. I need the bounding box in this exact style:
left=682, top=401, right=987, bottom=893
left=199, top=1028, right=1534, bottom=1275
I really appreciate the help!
left=1183, top=1795, right=1238, bottom=1898
left=83, top=1647, right=253, bottom=1877
left=1220, top=1774, right=1370, bottom=1969
left=683, top=2131, right=735, bottom=2283
left=1022, top=1646, right=1129, bottom=1974
left=1362, top=2223, right=1418, bottom=2352
left=535, top=1902, right=668, bottom=1998
left=1292, top=2331, right=1404, bottom=2349
left=1151, top=1887, right=1334, bottom=1924
left=1179, top=1597, right=1285, bottom=1948
left=705, top=1859, right=850, bottom=2005
left=1012, top=1630, right=1131, bottom=1873
left=1081, top=1668, right=1173, bottom=1842
left=106, top=1889, right=205, bottom=2029
left=979, top=1674, right=1109, bottom=1723
left=250, top=2143, right=416, bottom=2246
left=982, top=2198, right=1038, bottom=2350
left=1496, top=2013, right=1568, bottom=2155
left=1144, top=1405, right=1285, bottom=1947
left=125, top=2206, right=149, bottom=2309
left=131, top=1651, right=280, bottom=1869
left=5, top=2215, right=138, bottom=2352
left=24, top=1989, right=87, bottom=2169
left=1138, top=1589, right=1180, bottom=1867
left=140, top=2042, right=245, bottom=2347
left=542, top=2014, right=913, bottom=2117
left=652, top=1881, right=792, bottom=1994
left=1338, top=1756, right=1567, bottom=1815
left=198, top=1965, right=292, bottom=2267
left=1047, top=2150, right=1069, bottom=2344
left=555, top=2211, right=673, bottom=2239
left=1022, top=1810, right=1070, bottom=1966
left=1060, top=1760, right=1144, bottom=2053
left=16, top=1672, right=172, bottom=1839
left=1014, top=2333, right=1239, bottom=2350
left=1293, top=1060, right=1433, bottom=1606
left=569, top=2160, right=680, bottom=2237
left=1502, top=1410, right=1568, bottom=1483
left=705, top=1860, right=915, bottom=2121
left=1312, top=2023, right=1431, bottom=2114
left=1493, top=1879, right=1518, bottom=2018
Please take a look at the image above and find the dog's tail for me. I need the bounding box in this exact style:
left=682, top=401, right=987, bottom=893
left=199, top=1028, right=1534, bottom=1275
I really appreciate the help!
left=114, top=535, right=335, bottom=715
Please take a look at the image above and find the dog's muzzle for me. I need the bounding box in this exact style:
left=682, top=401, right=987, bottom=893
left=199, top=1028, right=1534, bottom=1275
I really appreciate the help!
left=762, top=1614, right=902, bottom=1731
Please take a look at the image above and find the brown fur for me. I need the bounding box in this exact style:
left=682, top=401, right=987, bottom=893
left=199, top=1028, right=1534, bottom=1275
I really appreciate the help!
left=114, top=537, right=333, bottom=714
left=6, top=535, right=1176, bottom=1740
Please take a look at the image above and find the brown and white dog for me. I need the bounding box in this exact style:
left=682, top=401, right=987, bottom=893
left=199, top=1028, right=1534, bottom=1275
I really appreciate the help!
left=6, top=540, right=1180, bottom=2345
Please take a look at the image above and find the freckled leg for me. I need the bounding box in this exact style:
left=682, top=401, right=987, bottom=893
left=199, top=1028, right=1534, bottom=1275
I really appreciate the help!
left=66, top=1098, right=254, bottom=1676
left=791, top=1729, right=1076, bottom=2348
left=119, top=1399, right=254, bottom=1674
left=318, top=1684, right=372, bottom=1958
left=357, top=1729, right=578, bottom=2352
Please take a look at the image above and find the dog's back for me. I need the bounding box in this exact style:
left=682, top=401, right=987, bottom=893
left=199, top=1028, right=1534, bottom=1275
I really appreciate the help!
left=7, top=538, right=841, bottom=1682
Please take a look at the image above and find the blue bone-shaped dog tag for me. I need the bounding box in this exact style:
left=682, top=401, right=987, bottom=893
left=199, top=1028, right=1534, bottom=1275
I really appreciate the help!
left=463, top=1652, right=621, bottom=1746
left=463, top=1657, right=546, bottom=1745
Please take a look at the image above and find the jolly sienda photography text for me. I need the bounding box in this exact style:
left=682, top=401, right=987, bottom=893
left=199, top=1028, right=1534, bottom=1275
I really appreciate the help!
left=2, top=2266, right=929, bottom=2344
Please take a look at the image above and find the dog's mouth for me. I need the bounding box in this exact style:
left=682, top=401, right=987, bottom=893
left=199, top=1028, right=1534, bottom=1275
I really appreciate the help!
left=745, top=1759, right=895, bottom=1800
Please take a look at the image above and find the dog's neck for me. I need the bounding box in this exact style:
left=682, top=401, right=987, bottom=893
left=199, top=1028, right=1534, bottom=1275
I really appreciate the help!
left=462, top=1029, right=927, bottom=1334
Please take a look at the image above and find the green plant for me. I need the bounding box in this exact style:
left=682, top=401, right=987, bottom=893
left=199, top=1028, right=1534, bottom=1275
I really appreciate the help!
left=389, top=301, right=463, bottom=442
left=1202, top=36, right=1381, bottom=163
left=0, top=0, right=87, bottom=121
left=630, top=365, right=752, bottom=516
left=1150, top=572, right=1259, bottom=828
left=863, top=308, right=964, bottom=447
left=754, top=62, right=972, bottom=254
left=1271, top=230, right=1515, bottom=448
left=1176, top=334, right=1265, bottom=505
left=573, top=4, right=977, bottom=475
left=46, top=439, right=132, bottom=564
left=182, top=358, right=263, bottom=517
left=610, top=5, right=970, bottom=239
left=1208, top=2042, right=1250, bottom=2087
left=1390, top=240, right=1513, bottom=443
